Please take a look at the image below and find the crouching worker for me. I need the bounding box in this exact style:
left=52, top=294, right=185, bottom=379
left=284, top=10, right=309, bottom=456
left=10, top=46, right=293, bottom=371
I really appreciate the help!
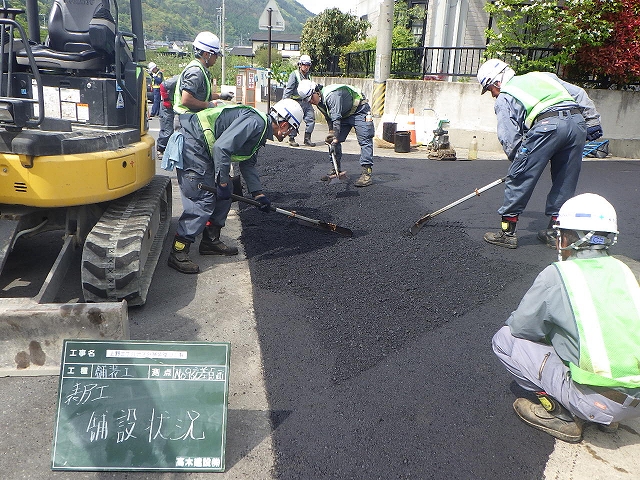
left=168, top=98, right=304, bottom=274
left=492, top=193, right=640, bottom=443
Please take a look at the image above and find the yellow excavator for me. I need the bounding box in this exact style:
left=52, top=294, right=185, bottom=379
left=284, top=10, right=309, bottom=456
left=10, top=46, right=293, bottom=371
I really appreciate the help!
left=0, top=0, right=171, bottom=374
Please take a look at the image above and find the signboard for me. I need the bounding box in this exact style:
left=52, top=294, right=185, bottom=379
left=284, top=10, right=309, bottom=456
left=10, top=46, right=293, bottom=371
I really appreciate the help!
left=51, top=340, right=231, bottom=472
left=258, top=0, right=285, bottom=31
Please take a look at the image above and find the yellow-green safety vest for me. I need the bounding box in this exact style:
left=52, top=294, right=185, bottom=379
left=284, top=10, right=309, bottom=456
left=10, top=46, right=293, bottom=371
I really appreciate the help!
left=319, top=84, right=365, bottom=118
left=173, top=59, right=212, bottom=114
left=290, top=69, right=311, bottom=100
left=555, top=256, right=640, bottom=388
left=500, top=72, right=575, bottom=128
left=195, top=105, right=268, bottom=161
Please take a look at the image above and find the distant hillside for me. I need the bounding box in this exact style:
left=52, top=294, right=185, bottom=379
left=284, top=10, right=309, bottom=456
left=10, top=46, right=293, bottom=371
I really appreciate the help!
left=141, top=0, right=316, bottom=45
left=11, top=0, right=315, bottom=47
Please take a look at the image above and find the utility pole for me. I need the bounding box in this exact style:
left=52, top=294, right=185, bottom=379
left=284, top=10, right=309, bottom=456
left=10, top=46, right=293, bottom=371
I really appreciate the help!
left=267, top=8, right=272, bottom=111
left=371, top=0, right=393, bottom=118
left=221, top=0, right=226, bottom=88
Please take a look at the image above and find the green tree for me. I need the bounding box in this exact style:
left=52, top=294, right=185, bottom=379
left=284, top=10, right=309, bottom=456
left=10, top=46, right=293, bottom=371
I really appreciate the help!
left=484, top=0, right=619, bottom=74
left=393, top=0, right=427, bottom=30
left=300, top=8, right=370, bottom=72
left=253, top=45, right=282, bottom=68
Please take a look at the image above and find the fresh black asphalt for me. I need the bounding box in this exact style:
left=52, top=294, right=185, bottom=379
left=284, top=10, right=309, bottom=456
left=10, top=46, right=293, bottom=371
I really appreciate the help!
left=238, top=145, right=640, bottom=479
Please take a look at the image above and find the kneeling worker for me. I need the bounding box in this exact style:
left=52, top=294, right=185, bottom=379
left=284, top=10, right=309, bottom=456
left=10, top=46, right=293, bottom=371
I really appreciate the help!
left=492, top=193, right=640, bottom=443
left=169, top=99, right=304, bottom=274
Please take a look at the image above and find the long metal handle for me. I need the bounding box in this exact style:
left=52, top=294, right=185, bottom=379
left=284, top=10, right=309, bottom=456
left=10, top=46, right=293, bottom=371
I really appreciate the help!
left=409, top=177, right=506, bottom=235
left=197, top=184, right=353, bottom=237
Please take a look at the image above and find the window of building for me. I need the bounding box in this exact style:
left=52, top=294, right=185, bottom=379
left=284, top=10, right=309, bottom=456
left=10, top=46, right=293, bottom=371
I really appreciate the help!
left=409, top=0, right=428, bottom=46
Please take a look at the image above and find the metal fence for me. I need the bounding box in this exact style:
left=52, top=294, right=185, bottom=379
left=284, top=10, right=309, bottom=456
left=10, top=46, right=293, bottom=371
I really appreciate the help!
left=318, top=46, right=561, bottom=79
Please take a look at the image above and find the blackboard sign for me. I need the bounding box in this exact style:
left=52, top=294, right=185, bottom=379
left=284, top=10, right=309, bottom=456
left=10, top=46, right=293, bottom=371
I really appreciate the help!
left=51, top=340, right=230, bottom=472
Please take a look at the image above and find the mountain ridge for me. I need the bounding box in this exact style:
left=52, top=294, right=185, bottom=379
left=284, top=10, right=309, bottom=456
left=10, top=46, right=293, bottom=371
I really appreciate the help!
left=141, top=0, right=316, bottom=45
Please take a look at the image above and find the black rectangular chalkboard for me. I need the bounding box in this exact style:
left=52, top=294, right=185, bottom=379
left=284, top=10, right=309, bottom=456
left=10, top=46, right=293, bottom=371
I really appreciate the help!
left=51, top=340, right=230, bottom=472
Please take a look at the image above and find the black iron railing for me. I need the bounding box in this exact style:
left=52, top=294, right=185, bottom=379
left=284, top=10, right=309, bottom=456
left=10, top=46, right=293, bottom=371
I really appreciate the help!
left=317, top=46, right=562, bottom=79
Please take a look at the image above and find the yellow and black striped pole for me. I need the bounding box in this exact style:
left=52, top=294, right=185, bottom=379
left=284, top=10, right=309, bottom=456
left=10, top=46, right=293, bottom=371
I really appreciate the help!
left=371, top=81, right=386, bottom=118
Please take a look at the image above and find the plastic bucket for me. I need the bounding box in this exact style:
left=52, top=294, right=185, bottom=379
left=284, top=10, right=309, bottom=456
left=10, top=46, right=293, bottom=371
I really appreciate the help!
left=382, top=122, right=397, bottom=143
left=394, top=131, right=411, bottom=153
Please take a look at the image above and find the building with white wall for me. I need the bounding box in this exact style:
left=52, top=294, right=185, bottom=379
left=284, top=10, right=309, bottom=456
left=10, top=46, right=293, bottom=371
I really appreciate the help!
left=354, top=0, right=489, bottom=48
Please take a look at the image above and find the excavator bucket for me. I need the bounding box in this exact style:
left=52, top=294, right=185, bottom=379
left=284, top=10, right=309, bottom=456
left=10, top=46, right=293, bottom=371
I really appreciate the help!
left=0, top=300, right=128, bottom=376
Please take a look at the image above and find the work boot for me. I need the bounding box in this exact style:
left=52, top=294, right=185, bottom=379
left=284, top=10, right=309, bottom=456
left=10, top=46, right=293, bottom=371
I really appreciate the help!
left=513, top=397, right=583, bottom=443
left=199, top=224, right=238, bottom=256
left=289, top=137, right=299, bottom=147
left=484, top=216, right=518, bottom=249
left=304, top=133, right=316, bottom=147
left=537, top=217, right=558, bottom=249
left=168, top=237, right=199, bottom=274
left=354, top=166, right=373, bottom=187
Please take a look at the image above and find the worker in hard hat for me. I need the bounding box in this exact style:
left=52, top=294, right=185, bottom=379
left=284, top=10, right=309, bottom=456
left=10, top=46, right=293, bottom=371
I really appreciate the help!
left=476, top=59, right=603, bottom=249
left=283, top=54, right=316, bottom=147
left=167, top=99, right=304, bottom=274
left=492, top=193, right=640, bottom=443
left=147, top=61, right=163, bottom=117
left=173, top=31, right=234, bottom=120
left=297, top=80, right=375, bottom=187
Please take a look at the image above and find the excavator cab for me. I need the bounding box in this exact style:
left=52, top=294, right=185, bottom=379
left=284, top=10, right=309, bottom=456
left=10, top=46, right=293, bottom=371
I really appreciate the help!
left=0, top=0, right=172, bottom=375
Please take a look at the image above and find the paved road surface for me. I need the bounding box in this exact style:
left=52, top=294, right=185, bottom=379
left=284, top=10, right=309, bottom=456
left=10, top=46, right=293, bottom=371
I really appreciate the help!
left=1, top=113, right=639, bottom=479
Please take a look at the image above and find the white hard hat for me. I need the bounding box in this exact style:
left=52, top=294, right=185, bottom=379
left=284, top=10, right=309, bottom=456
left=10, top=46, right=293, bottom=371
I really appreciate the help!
left=193, top=31, right=223, bottom=57
left=554, top=193, right=618, bottom=253
left=270, top=98, right=304, bottom=132
left=299, top=55, right=312, bottom=66
left=555, top=193, right=618, bottom=234
left=477, top=59, right=515, bottom=94
left=297, top=79, right=318, bottom=101
left=148, top=62, right=157, bottom=71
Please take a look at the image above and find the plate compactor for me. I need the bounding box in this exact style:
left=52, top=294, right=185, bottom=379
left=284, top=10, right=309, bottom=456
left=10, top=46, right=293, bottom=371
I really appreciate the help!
left=427, top=119, right=457, bottom=161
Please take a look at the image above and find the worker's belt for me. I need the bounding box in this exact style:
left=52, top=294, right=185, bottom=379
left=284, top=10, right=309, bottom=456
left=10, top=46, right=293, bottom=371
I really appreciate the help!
left=534, top=108, right=582, bottom=123
left=590, top=385, right=640, bottom=407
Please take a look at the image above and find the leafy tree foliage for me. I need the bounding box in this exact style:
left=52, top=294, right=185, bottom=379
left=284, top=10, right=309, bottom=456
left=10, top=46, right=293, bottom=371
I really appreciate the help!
left=484, top=0, right=618, bottom=74
left=393, top=0, right=427, bottom=31
left=300, top=8, right=369, bottom=72
left=254, top=45, right=283, bottom=68
left=574, top=0, right=640, bottom=87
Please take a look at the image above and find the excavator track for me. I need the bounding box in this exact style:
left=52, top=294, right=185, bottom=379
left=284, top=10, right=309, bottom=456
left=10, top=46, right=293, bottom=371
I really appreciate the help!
left=81, top=175, right=172, bottom=306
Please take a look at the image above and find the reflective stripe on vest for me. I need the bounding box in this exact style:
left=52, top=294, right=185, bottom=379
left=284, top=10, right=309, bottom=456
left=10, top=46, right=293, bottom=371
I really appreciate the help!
left=173, top=60, right=211, bottom=114
left=500, top=72, right=575, bottom=128
left=321, top=84, right=364, bottom=117
left=196, top=105, right=268, bottom=161
left=555, top=256, right=640, bottom=387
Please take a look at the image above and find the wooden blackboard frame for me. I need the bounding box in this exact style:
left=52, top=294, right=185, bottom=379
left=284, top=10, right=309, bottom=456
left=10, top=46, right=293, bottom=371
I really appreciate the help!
left=51, top=339, right=231, bottom=472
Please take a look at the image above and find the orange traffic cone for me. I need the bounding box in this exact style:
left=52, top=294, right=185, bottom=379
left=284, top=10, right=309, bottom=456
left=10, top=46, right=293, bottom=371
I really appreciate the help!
left=408, top=107, right=417, bottom=145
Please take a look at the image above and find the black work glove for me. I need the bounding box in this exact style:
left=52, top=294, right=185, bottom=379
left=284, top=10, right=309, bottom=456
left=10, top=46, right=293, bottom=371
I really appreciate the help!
left=255, top=195, right=271, bottom=213
left=219, top=92, right=234, bottom=101
left=325, top=133, right=335, bottom=145
left=216, top=183, right=231, bottom=200
left=586, top=125, right=603, bottom=141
